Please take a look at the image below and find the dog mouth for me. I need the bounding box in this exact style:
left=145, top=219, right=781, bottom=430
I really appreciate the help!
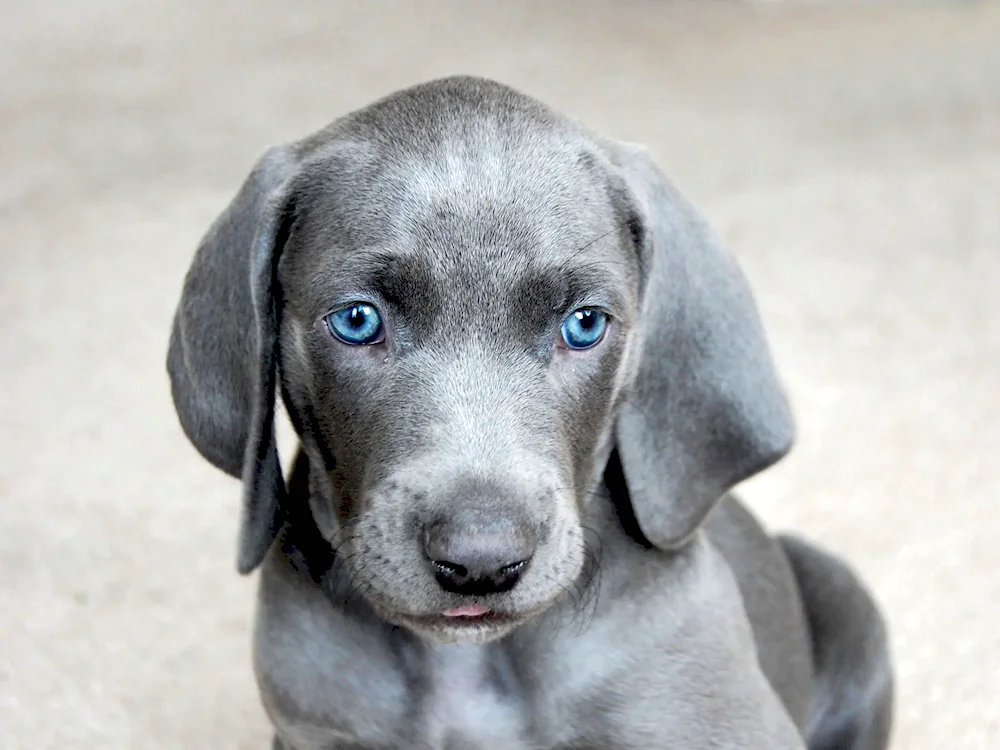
left=426, top=604, right=516, bottom=626
left=393, top=603, right=524, bottom=638
left=438, top=604, right=523, bottom=629
left=441, top=603, right=495, bottom=619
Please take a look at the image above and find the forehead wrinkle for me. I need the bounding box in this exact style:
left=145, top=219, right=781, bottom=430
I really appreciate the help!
left=292, top=134, right=627, bottom=324
left=376, top=141, right=604, bottom=261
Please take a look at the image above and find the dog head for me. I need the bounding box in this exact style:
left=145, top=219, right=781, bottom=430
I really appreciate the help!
left=167, top=77, right=793, bottom=643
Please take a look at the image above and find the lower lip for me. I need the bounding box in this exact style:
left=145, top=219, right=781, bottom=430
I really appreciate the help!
left=441, top=604, right=492, bottom=618
left=407, top=609, right=518, bottom=629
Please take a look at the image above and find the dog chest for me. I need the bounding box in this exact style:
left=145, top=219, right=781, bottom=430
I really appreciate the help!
left=420, top=644, right=531, bottom=750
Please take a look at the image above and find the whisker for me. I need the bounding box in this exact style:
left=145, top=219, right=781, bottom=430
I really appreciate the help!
left=557, top=218, right=633, bottom=274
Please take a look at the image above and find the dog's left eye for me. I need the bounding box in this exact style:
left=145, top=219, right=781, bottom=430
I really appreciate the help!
left=325, top=303, right=384, bottom=345
left=559, top=308, right=608, bottom=350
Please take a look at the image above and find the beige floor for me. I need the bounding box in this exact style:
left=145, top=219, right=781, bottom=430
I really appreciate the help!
left=2, top=1, right=998, bottom=748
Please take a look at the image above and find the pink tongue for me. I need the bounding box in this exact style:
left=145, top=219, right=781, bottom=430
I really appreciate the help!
left=441, top=604, right=491, bottom=618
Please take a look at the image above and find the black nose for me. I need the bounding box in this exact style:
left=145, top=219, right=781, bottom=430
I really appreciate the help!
left=423, top=516, right=536, bottom=596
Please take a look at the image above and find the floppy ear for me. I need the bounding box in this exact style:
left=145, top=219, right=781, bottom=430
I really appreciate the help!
left=610, top=142, right=795, bottom=550
left=167, top=145, right=299, bottom=574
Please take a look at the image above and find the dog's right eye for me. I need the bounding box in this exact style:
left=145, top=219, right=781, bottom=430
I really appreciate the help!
left=559, top=308, right=608, bottom=350
left=325, top=303, right=385, bottom=345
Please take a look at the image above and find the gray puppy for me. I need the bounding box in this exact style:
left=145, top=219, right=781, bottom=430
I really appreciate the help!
left=167, top=77, right=893, bottom=750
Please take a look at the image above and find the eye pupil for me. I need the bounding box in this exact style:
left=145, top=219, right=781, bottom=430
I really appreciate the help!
left=349, top=307, right=367, bottom=327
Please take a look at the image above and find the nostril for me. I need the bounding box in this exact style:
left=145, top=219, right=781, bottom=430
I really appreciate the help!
left=432, top=560, right=469, bottom=579
left=489, top=558, right=530, bottom=593
left=499, top=559, right=529, bottom=579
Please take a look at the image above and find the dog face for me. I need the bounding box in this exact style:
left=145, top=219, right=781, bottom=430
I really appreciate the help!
left=167, top=77, right=794, bottom=644
left=275, top=120, right=641, bottom=640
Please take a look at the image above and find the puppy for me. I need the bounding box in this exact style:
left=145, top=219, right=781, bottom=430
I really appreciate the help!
left=167, top=76, right=893, bottom=750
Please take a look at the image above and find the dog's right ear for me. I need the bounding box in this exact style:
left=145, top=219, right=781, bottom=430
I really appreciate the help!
left=167, top=145, right=300, bottom=575
left=607, top=141, right=794, bottom=551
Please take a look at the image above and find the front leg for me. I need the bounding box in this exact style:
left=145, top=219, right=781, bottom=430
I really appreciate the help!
left=638, top=538, right=809, bottom=749
left=541, top=535, right=809, bottom=750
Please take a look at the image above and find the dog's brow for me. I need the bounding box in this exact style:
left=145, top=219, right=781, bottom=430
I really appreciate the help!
left=335, top=249, right=438, bottom=311
left=517, top=261, right=630, bottom=323
left=565, top=266, right=628, bottom=309
left=556, top=218, right=633, bottom=275
left=549, top=221, right=636, bottom=313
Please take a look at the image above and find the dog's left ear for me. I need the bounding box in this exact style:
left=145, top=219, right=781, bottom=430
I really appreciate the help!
left=167, top=145, right=300, bottom=574
left=609, top=141, right=795, bottom=550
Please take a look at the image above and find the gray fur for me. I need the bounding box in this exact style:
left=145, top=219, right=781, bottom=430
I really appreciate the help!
left=167, top=76, right=893, bottom=749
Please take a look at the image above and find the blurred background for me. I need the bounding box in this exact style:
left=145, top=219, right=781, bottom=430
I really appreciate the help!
left=1, top=1, right=998, bottom=748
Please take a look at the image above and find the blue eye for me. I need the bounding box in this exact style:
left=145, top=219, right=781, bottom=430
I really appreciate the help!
left=325, top=303, right=384, bottom=345
left=560, top=308, right=608, bottom=350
